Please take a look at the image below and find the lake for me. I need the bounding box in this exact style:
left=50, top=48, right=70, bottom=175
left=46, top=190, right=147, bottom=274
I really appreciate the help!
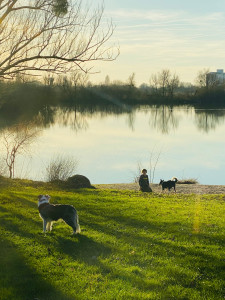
left=1, top=105, right=225, bottom=185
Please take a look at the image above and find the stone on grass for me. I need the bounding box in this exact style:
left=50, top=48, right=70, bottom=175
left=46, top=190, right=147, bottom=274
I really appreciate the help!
left=66, top=174, right=94, bottom=189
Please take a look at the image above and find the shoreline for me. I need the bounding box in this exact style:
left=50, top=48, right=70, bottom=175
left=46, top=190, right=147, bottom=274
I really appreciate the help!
left=95, top=183, right=225, bottom=194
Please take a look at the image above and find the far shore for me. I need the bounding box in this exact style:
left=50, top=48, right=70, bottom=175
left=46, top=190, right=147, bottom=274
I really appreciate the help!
left=95, top=183, right=225, bottom=194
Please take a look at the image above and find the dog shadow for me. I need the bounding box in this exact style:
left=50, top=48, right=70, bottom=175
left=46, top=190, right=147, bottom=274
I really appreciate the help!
left=55, top=234, right=111, bottom=266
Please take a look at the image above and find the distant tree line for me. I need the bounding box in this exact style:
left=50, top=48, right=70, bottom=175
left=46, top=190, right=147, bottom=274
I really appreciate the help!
left=1, top=68, right=225, bottom=110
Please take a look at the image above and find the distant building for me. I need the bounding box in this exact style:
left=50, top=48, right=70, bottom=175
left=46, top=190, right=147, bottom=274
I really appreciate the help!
left=206, top=69, right=225, bottom=87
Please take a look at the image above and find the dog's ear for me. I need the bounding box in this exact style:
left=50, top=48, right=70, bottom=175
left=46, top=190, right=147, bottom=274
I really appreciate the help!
left=45, top=194, right=51, bottom=199
left=38, top=195, right=43, bottom=199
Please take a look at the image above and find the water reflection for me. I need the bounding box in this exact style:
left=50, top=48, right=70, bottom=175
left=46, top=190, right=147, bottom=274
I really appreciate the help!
left=147, top=106, right=180, bottom=134
left=194, top=109, right=225, bottom=133
left=1, top=98, right=225, bottom=134
left=53, top=108, right=89, bottom=131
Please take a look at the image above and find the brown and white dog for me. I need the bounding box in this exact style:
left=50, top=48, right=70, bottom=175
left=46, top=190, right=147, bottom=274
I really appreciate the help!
left=38, top=194, right=80, bottom=234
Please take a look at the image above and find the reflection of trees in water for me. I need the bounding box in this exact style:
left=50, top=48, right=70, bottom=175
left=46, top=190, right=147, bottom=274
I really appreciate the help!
left=0, top=98, right=133, bottom=133
left=54, top=104, right=134, bottom=132
left=36, top=105, right=56, bottom=128
left=148, top=106, right=180, bottom=134
left=1, top=97, right=225, bottom=135
left=126, top=112, right=136, bottom=131
left=194, top=109, right=225, bottom=133
left=54, top=108, right=89, bottom=131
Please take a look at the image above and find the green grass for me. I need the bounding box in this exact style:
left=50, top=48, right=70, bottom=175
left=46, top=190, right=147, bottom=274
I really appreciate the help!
left=0, top=182, right=224, bottom=300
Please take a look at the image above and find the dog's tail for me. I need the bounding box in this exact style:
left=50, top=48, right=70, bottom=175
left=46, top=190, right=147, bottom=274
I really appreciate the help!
left=171, top=177, right=178, bottom=182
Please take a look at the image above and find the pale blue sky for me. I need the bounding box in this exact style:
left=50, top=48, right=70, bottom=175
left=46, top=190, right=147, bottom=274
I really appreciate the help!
left=90, top=0, right=225, bottom=85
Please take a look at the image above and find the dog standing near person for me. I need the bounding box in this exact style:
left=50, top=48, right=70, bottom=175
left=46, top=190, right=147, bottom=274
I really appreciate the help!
left=159, top=177, right=178, bottom=192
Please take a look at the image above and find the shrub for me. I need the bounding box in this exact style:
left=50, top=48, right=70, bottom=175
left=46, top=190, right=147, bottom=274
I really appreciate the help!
left=177, top=178, right=198, bottom=184
left=45, top=155, right=78, bottom=182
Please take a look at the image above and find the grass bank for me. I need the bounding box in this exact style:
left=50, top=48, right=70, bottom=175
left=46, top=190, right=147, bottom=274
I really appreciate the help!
left=0, top=181, right=224, bottom=299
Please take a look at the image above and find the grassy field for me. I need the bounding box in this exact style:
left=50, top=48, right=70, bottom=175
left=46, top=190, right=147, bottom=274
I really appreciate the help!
left=0, top=180, right=224, bottom=300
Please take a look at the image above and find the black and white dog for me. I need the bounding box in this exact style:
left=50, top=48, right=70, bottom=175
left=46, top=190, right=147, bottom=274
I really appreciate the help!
left=38, top=194, right=80, bottom=234
left=159, top=177, right=178, bottom=192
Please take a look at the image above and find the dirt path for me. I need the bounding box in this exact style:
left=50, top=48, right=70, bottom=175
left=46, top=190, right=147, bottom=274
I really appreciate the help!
left=95, top=183, right=225, bottom=194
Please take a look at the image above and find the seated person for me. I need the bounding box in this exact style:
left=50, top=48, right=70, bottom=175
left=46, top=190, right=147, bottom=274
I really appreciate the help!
left=139, top=169, right=152, bottom=192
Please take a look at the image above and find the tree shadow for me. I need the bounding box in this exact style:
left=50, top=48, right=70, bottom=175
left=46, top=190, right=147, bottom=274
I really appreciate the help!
left=0, top=204, right=41, bottom=235
left=78, top=209, right=224, bottom=297
left=0, top=238, right=74, bottom=300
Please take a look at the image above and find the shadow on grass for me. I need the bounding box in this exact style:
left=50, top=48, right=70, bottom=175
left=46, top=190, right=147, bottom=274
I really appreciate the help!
left=2, top=192, right=38, bottom=208
left=0, top=238, right=74, bottom=300
left=55, top=234, right=111, bottom=265
left=81, top=203, right=225, bottom=247
left=1, top=190, right=224, bottom=299
left=0, top=204, right=41, bottom=235
left=78, top=210, right=224, bottom=297
left=54, top=234, right=163, bottom=296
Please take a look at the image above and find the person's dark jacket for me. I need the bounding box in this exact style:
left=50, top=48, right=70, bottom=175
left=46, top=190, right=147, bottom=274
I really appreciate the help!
left=139, top=174, right=152, bottom=192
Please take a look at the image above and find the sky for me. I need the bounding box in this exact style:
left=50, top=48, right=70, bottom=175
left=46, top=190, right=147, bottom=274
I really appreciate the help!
left=90, top=0, right=225, bottom=85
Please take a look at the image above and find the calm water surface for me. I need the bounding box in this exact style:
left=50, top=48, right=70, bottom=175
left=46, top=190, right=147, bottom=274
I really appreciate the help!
left=2, top=106, right=225, bottom=185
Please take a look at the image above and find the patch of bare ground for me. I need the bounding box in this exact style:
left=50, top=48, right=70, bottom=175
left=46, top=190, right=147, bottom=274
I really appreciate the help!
left=95, top=183, right=225, bottom=194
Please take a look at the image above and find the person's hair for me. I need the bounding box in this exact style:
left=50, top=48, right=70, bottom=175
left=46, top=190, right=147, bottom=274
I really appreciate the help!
left=141, top=169, right=147, bottom=173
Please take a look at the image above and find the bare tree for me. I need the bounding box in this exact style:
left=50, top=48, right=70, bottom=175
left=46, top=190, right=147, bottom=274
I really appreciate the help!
left=206, top=74, right=219, bottom=88
left=149, top=147, right=162, bottom=183
left=195, top=68, right=210, bottom=87
left=159, top=69, right=170, bottom=97
left=104, top=75, right=110, bottom=85
left=128, top=72, right=136, bottom=87
left=133, top=160, right=142, bottom=183
left=45, top=154, right=78, bottom=182
left=43, top=74, right=55, bottom=86
left=0, top=0, right=119, bottom=80
left=1, top=123, right=41, bottom=178
left=133, top=147, right=163, bottom=184
left=150, top=69, right=180, bottom=98
left=167, top=73, right=180, bottom=98
left=150, top=73, right=160, bottom=93
left=70, top=70, right=89, bottom=89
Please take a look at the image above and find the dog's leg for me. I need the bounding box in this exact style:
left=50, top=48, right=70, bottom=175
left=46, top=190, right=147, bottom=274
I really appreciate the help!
left=43, top=219, right=47, bottom=233
left=74, top=215, right=81, bottom=234
left=46, top=222, right=50, bottom=231
left=72, top=224, right=80, bottom=235
left=75, top=224, right=81, bottom=234
left=63, top=214, right=81, bottom=235
left=63, top=216, right=77, bottom=234
left=46, top=222, right=52, bottom=232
